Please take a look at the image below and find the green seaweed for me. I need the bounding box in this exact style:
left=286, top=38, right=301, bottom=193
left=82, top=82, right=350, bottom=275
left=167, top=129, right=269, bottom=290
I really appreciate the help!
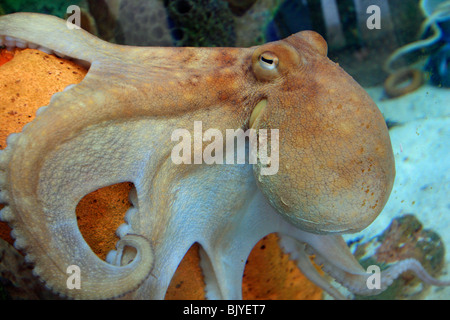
left=2, top=0, right=82, bottom=18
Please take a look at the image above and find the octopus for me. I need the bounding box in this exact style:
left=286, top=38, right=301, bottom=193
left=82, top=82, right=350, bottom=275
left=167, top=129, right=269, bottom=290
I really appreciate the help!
left=0, top=13, right=449, bottom=300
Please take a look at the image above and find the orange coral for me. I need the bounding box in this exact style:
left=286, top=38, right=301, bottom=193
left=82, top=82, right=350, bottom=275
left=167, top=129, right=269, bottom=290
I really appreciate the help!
left=0, top=48, right=322, bottom=300
left=0, top=49, right=14, bottom=67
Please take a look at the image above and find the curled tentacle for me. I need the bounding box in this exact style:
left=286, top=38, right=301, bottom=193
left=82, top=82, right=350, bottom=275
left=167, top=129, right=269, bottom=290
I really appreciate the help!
left=312, top=247, right=450, bottom=296
left=0, top=61, right=156, bottom=299
left=279, top=233, right=450, bottom=298
left=0, top=123, right=155, bottom=299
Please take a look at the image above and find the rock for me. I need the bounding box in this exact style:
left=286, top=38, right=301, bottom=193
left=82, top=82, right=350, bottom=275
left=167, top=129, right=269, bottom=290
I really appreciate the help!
left=108, top=0, right=174, bottom=46
left=352, top=215, right=445, bottom=299
left=0, top=238, right=60, bottom=299
left=164, top=0, right=236, bottom=47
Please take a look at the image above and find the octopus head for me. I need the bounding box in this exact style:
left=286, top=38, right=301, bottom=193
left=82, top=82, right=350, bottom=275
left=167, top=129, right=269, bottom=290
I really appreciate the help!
left=250, top=31, right=395, bottom=234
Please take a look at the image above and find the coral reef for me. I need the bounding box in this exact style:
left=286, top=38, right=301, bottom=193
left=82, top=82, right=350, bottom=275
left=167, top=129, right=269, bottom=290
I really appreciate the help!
left=86, top=0, right=118, bottom=42
left=352, top=215, right=445, bottom=300
left=91, top=0, right=279, bottom=48
left=226, top=0, right=258, bottom=16
left=163, top=0, right=236, bottom=47
left=233, top=0, right=281, bottom=47
left=110, top=0, right=173, bottom=46
left=0, top=238, right=60, bottom=299
left=0, top=48, right=87, bottom=149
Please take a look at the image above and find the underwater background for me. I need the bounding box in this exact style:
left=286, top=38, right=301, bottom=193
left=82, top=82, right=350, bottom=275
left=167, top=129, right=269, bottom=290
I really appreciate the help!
left=0, top=0, right=449, bottom=299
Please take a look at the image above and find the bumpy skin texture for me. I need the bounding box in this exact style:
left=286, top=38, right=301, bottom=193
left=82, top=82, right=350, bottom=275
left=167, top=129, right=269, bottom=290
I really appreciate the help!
left=0, top=13, right=448, bottom=299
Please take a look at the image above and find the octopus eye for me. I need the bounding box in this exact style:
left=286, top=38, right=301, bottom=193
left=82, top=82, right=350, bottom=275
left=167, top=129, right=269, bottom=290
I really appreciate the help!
left=252, top=48, right=283, bottom=81
left=259, top=52, right=279, bottom=70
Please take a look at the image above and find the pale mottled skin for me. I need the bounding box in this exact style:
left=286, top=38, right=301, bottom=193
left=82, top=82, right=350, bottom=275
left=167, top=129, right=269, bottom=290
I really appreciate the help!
left=0, top=13, right=448, bottom=299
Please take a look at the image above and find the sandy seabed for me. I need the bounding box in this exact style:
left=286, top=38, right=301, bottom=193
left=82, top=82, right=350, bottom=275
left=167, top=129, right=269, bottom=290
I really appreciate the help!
left=341, top=84, right=450, bottom=299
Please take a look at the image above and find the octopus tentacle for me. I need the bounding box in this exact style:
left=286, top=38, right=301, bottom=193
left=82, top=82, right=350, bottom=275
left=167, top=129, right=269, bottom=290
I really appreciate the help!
left=199, top=233, right=257, bottom=300
left=279, top=237, right=347, bottom=299
left=374, top=259, right=450, bottom=287
left=195, top=170, right=281, bottom=300
left=200, top=249, right=247, bottom=299
left=107, top=187, right=141, bottom=266
left=279, top=230, right=450, bottom=297
left=0, top=52, right=160, bottom=298
left=0, top=86, right=156, bottom=298
left=199, top=246, right=223, bottom=300
left=0, top=12, right=112, bottom=66
left=310, top=245, right=450, bottom=296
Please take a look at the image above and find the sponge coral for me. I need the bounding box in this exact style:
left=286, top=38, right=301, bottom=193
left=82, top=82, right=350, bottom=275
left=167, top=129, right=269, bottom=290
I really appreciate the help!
left=164, top=0, right=236, bottom=47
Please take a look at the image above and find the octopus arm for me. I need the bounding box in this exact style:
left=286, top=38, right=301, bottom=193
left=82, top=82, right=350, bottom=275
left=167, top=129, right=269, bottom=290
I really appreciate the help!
left=0, top=48, right=157, bottom=299
left=279, top=231, right=450, bottom=298
left=147, top=162, right=450, bottom=300
left=0, top=12, right=110, bottom=65
left=0, top=86, right=157, bottom=298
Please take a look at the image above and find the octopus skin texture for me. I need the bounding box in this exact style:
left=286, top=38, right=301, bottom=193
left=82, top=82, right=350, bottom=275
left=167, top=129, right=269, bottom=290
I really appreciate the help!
left=0, top=13, right=449, bottom=299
